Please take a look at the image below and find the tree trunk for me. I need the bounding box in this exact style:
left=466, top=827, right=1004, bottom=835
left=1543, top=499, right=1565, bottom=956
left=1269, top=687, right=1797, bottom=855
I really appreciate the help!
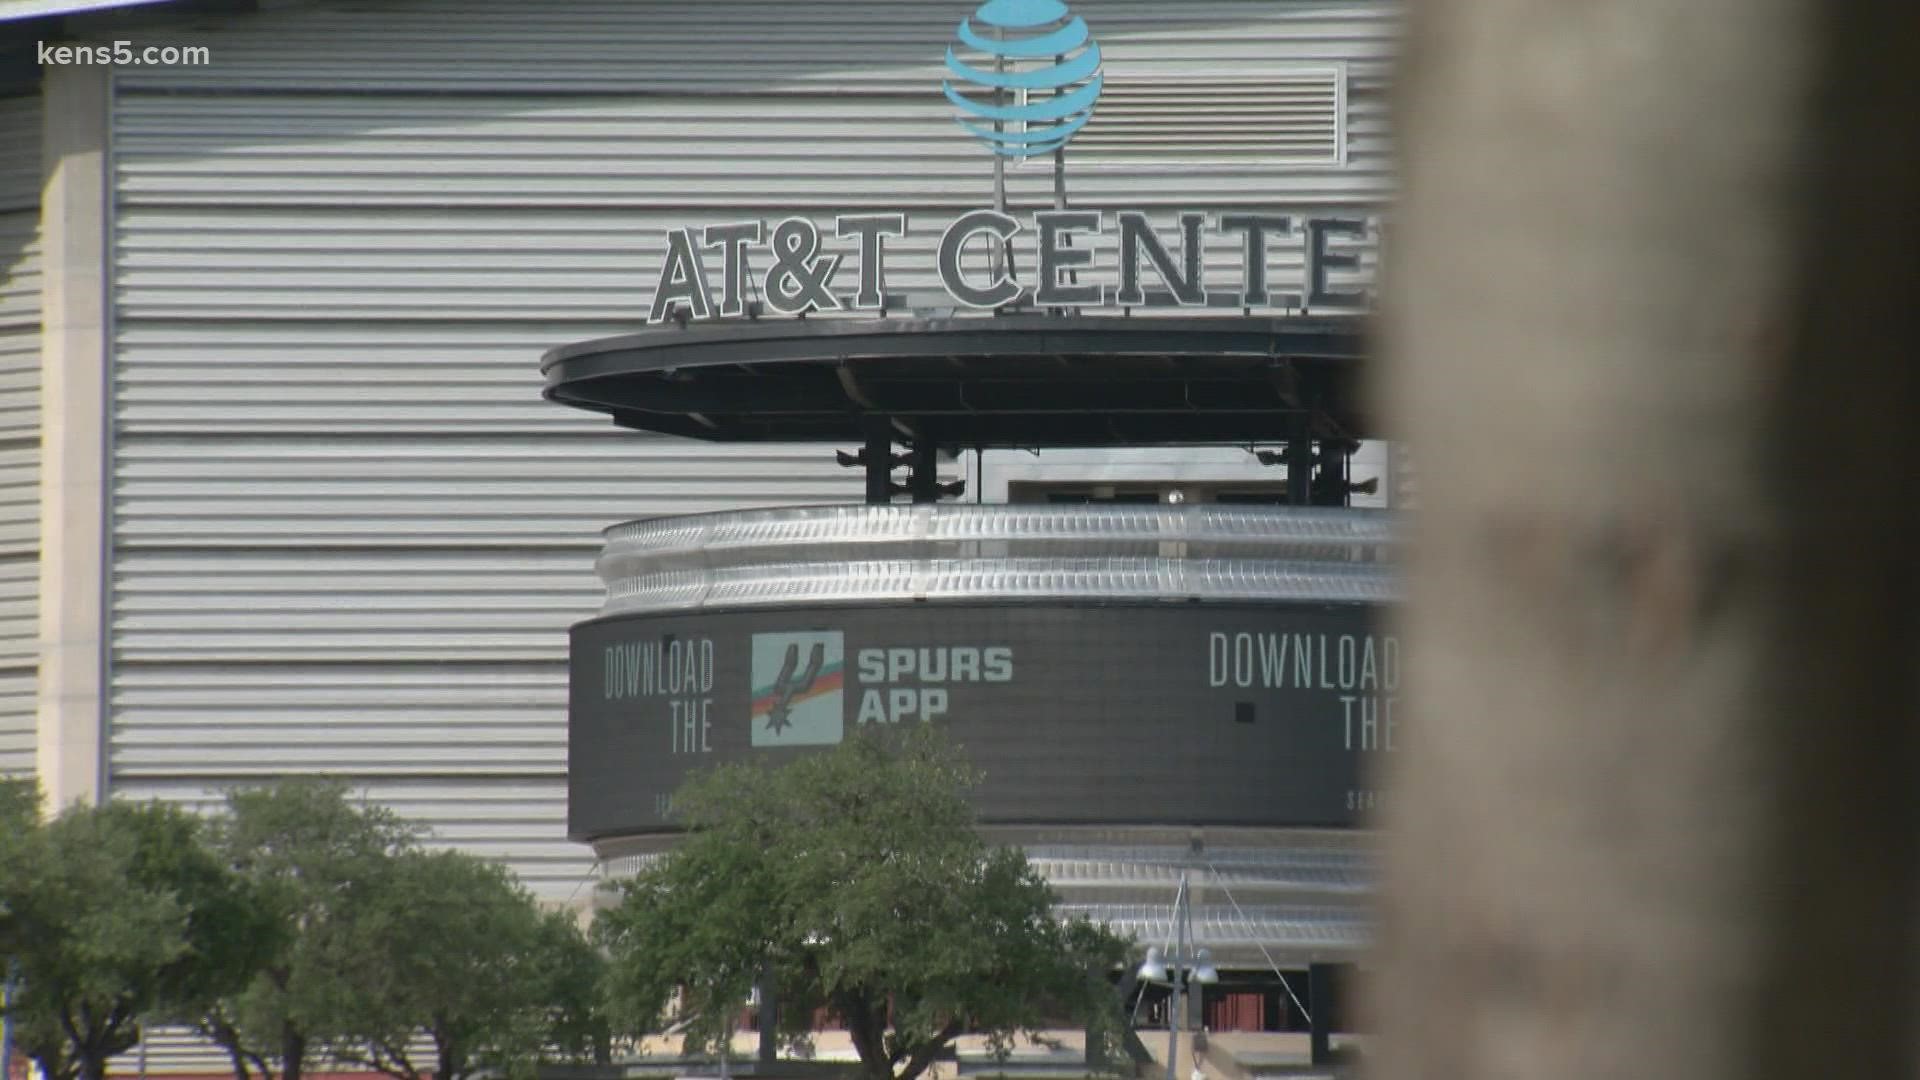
left=223, top=1043, right=253, bottom=1080
left=435, top=1034, right=462, bottom=1080
left=203, top=1015, right=263, bottom=1080
left=74, top=1049, right=108, bottom=1080
left=61, top=1009, right=127, bottom=1080
left=1371, top=2, right=1920, bottom=1079
left=836, top=995, right=891, bottom=1080
left=348, top=1039, right=422, bottom=1080
left=279, top=1027, right=305, bottom=1080
left=894, top=1019, right=962, bottom=1080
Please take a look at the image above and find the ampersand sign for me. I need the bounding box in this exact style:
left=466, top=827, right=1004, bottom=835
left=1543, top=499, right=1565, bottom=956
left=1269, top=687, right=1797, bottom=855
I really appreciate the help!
left=763, top=218, right=844, bottom=315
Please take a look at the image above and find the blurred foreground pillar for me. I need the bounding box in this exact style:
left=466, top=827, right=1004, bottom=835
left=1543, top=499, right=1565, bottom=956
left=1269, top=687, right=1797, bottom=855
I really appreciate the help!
left=1372, top=2, right=1920, bottom=1078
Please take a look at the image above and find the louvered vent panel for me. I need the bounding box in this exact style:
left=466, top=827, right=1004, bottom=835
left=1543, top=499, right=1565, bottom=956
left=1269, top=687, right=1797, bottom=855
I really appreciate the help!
left=1037, top=68, right=1344, bottom=165
left=0, top=91, right=37, bottom=779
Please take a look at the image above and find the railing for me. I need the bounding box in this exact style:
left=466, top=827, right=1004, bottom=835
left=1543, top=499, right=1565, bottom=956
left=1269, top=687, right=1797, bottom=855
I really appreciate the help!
left=594, top=503, right=1397, bottom=615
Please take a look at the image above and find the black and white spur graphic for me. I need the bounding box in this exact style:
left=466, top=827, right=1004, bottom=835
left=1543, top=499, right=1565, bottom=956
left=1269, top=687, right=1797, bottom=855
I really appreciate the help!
left=750, top=632, right=846, bottom=746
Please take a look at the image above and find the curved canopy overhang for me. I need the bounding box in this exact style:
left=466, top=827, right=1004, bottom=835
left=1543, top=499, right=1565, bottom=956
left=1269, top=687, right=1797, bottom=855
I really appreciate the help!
left=541, top=314, right=1372, bottom=447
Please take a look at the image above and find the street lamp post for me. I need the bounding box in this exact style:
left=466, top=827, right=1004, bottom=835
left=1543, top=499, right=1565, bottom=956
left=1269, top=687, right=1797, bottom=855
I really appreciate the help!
left=1137, top=870, right=1218, bottom=1080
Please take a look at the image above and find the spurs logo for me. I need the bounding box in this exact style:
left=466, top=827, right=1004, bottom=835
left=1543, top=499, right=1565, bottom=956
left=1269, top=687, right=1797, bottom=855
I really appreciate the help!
left=751, top=631, right=846, bottom=747
left=764, top=641, right=826, bottom=735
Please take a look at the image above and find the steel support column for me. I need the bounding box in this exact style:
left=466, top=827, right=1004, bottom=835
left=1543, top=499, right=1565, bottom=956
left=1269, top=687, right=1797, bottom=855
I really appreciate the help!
left=1316, top=441, right=1352, bottom=507
left=1309, top=962, right=1347, bottom=1066
left=908, top=441, right=939, bottom=504
left=864, top=428, right=893, bottom=505
left=1287, top=412, right=1313, bottom=505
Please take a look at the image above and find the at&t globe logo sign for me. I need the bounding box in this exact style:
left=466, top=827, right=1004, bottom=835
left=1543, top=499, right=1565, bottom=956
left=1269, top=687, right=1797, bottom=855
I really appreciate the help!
left=943, top=0, right=1103, bottom=158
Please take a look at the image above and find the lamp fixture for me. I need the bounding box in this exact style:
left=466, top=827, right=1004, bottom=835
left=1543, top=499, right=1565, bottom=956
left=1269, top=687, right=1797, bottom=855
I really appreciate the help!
left=1138, top=945, right=1169, bottom=983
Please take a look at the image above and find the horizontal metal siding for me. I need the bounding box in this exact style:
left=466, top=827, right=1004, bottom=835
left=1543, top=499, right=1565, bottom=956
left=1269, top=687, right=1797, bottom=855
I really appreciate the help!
left=104, top=0, right=1394, bottom=897
left=107, top=436, right=857, bottom=892
left=0, top=96, right=38, bottom=215
left=110, top=94, right=1392, bottom=208
left=109, top=1, right=1392, bottom=318
left=0, top=92, right=39, bottom=778
left=111, top=206, right=1377, bottom=322
left=112, top=435, right=861, bottom=544
left=107, top=2, right=1397, bottom=95
left=110, top=1029, right=444, bottom=1078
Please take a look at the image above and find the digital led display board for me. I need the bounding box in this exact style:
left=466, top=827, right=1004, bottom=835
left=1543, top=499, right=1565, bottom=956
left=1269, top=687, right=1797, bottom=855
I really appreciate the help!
left=569, top=602, right=1399, bottom=840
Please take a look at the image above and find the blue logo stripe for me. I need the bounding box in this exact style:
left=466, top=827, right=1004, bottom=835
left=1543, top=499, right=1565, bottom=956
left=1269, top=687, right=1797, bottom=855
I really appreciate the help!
left=956, top=14, right=1089, bottom=57
left=957, top=110, right=1093, bottom=145
left=973, top=0, right=1071, bottom=29
left=943, top=42, right=1100, bottom=90
left=943, top=73, right=1101, bottom=124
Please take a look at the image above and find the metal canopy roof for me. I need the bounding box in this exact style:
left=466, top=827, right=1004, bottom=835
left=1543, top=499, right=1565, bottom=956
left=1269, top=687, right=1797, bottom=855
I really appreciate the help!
left=540, top=314, right=1372, bottom=448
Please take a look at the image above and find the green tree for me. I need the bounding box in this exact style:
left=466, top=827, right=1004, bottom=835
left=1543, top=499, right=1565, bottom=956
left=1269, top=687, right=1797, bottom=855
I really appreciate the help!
left=208, top=779, right=420, bottom=1080
left=5, top=799, right=274, bottom=1080
left=597, top=728, right=1129, bottom=1080
left=10, top=989, right=80, bottom=1080
left=0, top=777, right=33, bottom=829
left=332, top=850, right=606, bottom=1080
left=1, top=778, right=45, bottom=1080
left=533, top=909, right=614, bottom=1068
left=0, top=776, right=39, bottom=951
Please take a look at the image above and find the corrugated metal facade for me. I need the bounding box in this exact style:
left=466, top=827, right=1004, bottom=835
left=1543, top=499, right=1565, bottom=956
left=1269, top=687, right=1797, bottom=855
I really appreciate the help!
left=0, top=92, right=40, bottom=778
left=103, top=0, right=1394, bottom=895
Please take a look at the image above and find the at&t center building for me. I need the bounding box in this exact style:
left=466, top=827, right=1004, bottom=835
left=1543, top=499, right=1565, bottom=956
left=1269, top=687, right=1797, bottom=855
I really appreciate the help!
left=542, top=0, right=1401, bottom=1033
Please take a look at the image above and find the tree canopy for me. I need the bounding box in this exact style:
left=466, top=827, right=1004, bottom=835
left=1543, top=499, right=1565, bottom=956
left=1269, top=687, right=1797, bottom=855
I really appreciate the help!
left=596, top=727, right=1129, bottom=1080
left=2, top=778, right=608, bottom=1080
left=0, top=776, right=40, bottom=952
left=204, top=778, right=422, bottom=1080
left=329, top=848, right=606, bottom=1080
left=3, top=798, right=276, bottom=1080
